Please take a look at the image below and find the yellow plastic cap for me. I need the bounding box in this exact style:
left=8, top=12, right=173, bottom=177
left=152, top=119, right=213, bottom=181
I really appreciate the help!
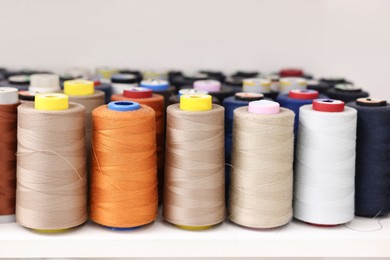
left=35, top=93, right=69, bottom=111
left=64, top=79, right=94, bottom=96
left=180, top=94, right=212, bottom=111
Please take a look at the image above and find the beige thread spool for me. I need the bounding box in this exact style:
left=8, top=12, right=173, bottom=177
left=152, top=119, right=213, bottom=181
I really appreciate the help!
left=229, top=100, right=294, bottom=228
left=163, top=94, right=225, bottom=229
left=16, top=93, right=87, bottom=231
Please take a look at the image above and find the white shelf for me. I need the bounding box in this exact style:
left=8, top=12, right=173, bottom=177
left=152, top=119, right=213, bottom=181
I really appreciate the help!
left=1, top=214, right=389, bottom=258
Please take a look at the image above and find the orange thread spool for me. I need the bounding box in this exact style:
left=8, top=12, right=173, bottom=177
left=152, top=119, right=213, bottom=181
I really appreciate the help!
left=90, top=101, right=158, bottom=229
left=111, top=87, right=165, bottom=199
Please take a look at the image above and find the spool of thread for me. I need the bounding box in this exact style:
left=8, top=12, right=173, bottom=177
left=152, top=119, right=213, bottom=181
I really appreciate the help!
left=90, top=101, right=158, bottom=229
left=170, top=72, right=209, bottom=92
left=18, top=91, right=35, bottom=102
left=163, top=94, right=225, bottom=229
left=279, top=68, right=304, bottom=77
left=111, top=87, right=165, bottom=201
left=320, top=77, right=350, bottom=88
left=65, top=67, right=91, bottom=79
left=93, top=80, right=112, bottom=104
left=232, top=71, right=259, bottom=78
left=111, top=74, right=138, bottom=95
left=223, top=92, right=265, bottom=163
left=168, top=89, right=220, bottom=105
left=118, top=69, right=143, bottom=82
left=224, top=76, right=243, bottom=92
left=140, top=79, right=175, bottom=108
left=95, top=67, right=119, bottom=83
left=143, top=70, right=168, bottom=80
left=307, top=79, right=331, bottom=94
left=276, top=89, right=327, bottom=135
left=64, top=79, right=105, bottom=162
left=16, top=93, right=87, bottom=231
left=242, top=78, right=278, bottom=100
left=229, top=100, right=294, bottom=228
left=347, top=98, right=390, bottom=217
left=29, top=74, right=61, bottom=94
left=167, top=70, right=182, bottom=84
left=0, top=87, right=19, bottom=223
left=326, top=83, right=369, bottom=103
left=187, top=79, right=236, bottom=104
left=199, top=70, right=226, bottom=82
left=279, top=77, right=307, bottom=94
left=6, top=75, right=30, bottom=90
left=294, top=99, right=357, bottom=226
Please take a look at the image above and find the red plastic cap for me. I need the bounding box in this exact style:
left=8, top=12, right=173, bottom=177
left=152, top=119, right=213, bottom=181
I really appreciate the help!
left=280, top=68, right=304, bottom=77
left=123, top=87, right=153, bottom=99
left=94, top=80, right=101, bottom=86
left=289, top=89, right=319, bottom=100
left=312, top=99, right=345, bottom=112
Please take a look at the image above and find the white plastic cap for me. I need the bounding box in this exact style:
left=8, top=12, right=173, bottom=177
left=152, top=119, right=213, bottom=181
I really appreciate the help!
left=29, top=74, right=60, bottom=93
left=0, top=87, right=19, bottom=105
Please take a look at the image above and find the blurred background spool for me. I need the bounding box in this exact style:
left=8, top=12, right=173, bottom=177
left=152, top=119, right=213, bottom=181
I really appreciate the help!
left=143, top=69, right=168, bottom=81
left=320, top=76, right=351, bottom=88
left=141, top=79, right=175, bottom=108
left=119, top=69, right=143, bottom=83
left=229, top=100, right=294, bottom=228
left=191, top=79, right=236, bottom=104
left=306, top=79, right=331, bottom=94
left=0, top=87, right=19, bottom=223
left=64, top=79, right=105, bottom=165
left=16, top=93, right=87, bottom=231
left=279, top=77, right=307, bottom=94
left=95, top=67, right=119, bottom=84
left=163, top=94, right=225, bottom=230
left=4, top=75, right=30, bottom=90
left=111, top=87, right=165, bottom=200
left=242, top=78, right=278, bottom=100
left=168, top=88, right=220, bottom=105
left=294, top=99, right=357, bottom=226
left=232, top=71, right=259, bottom=79
left=169, top=72, right=209, bottom=93
left=92, top=79, right=112, bottom=104
left=279, top=68, right=312, bottom=79
left=90, top=101, right=158, bottom=229
left=28, top=74, right=61, bottom=94
left=110, top=74, right=138, bottom=95
left=199, top=70, right=226, bottom=83
left=326, top=83, right=369, bottom=103
left=276, top=89, right=327, bottom=135
left=347, top=98, right=390, bottom=217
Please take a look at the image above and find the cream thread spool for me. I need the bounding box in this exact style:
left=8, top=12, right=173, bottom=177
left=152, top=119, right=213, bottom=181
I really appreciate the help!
left=28, top=74, right=61, bottom=94
left=0, top=87, right=19, bottom=223
left=64, top=79, right=105, bottom=157
left=279, top=77, right=307, bottom=94
left=16, top=93, right=87, bottom=232
left=163, top=94, right=225, bottom=230
left=229, top=100, right=294, bottom=228
left=294, top=99, right=357, bottom=226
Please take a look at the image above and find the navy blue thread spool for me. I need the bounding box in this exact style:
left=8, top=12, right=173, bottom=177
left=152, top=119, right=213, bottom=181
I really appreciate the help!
left=199, top=70, right=226, bottom=83
left=347, top=98, right=390, bottom=217
left=276, top=89, right=327, bottom=136
left=168, top=89, right=220, bottom=105
left=242, top=78, right=279, bottom=100
left=223, top=92, right=265, bottom=198
left=140, top=79, right=175, bottom=108
left=118, top=70, right=143, bottom=83
left=320, top=77, right=352, bottom=88
left=92, top=79, right=112, bottom=104
left=232, top=71, right=259, bottom=78
left=307, top=79, right=332, bottom=94
left=326, top=83, right=369, bottom=103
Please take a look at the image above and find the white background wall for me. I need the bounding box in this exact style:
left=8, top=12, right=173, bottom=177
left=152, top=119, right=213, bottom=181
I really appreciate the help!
left=1, top=0, right=390, bottom=99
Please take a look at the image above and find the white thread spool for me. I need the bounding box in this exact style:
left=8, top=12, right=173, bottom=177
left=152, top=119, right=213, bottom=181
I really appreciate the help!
left=229, top=100, right=295, bottom=228
left=279, top=77, right=307, bottom=94
left=294, top=99, right=357, bottom=225
left=242, top=78, right=272, bottom=94
left=111, top=74, right=138, bottom=94
left=29, top=74, right=61, bottom=94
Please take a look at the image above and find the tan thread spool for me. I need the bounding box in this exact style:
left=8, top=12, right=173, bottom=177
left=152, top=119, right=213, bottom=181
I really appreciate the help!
left=229, top=100, right=294, bottom=228
left=16, top=93, right=87, bottom=231
left=163, top=94, right=225, bottom=229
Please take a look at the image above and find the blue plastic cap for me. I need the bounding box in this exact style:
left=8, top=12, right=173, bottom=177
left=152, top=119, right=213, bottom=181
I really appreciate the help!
left=140, top=79, right=169, bottom=91
left=108, top=101, right=141, bottom=112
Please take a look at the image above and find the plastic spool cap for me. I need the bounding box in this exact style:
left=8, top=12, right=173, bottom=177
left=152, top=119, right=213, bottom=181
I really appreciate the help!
left=280, top=77, right=307, bottom=92
left=243, top=78, right=272, bottom=93
left=111, top=74, right=138, bottom=84
left=312, top=99, right=345, bottom=112
left=180, top=94, right=212, bottom=111
left=178, top=88, right=208, bottom=97
left=280, top=68, right=304, bottom=77
left=288, top=89, right=319, bottom=100
left=193, top=80, right=222, bottom=92
left=18, top=90, right=35, bottom=101
left=235, top=92, right=264, bottom=101
left=64, top=79, right=94, bottom=96
left=335, top=83, right=362, bottom=92
left=29, top=74, right=61, bottom=93
left=108, top=101, right=141, bottom=112
left=96, top=67, right=119, bottom=79
left=248, top=100, right=280, bottom=114
left=123, top=87, right=153, bottom=99
left=8, top=75, right=30, bottom=85
left=356, top=97, right=387, bottom=107
left=0, top=87, right=19, bottom=104
left=183, top=72, right=209, bottom=81
left=35, top=93, right=69, bottom=111
left=140, top=79, right=169, bottom=91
